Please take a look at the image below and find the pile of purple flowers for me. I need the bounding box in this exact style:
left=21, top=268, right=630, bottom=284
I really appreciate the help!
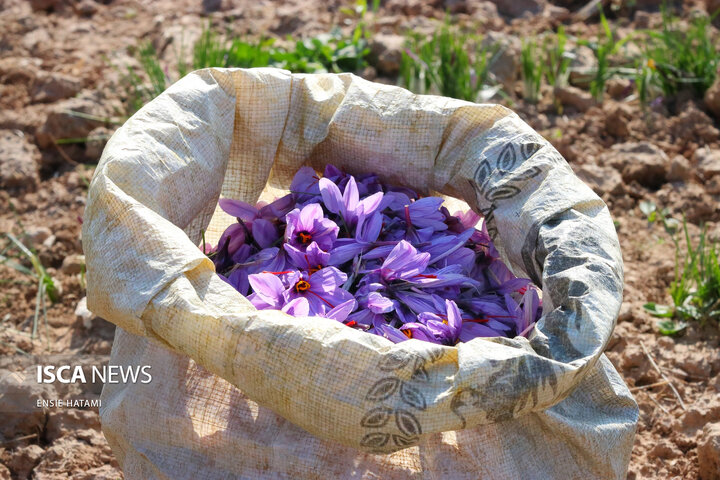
left=203, top=165, right=541, bottom=345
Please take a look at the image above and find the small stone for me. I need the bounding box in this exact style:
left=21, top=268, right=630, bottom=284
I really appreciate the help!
left=71, top=465, right=124, bottom=480
left=42, top=234, right=56, bottom=248
left=656, top=336, right=674, bottom=349
left=75, top=297, right=94, bottom=329
left=694, top=148, right=720, bottom=180
left=84, top=126, right=112, bottom=161
left=604, top=142, right=669, bottom=189
left=698, top=422, right=720, bottom=480
left=568, top=45, right=597, bottom=88
left=606, top=78, right=632, bottom=99
left=370, top=34, right=405, bottom=76
left=705, top=77, right=720, bottom=121
left=604, top=103, right=632, bottom=137
left=554, top=85, right=597, bottom=112
left=545, top=4, right=569, bottom=20
left=634, top=11, right=652, bottom=29
left=29, top=0, right=62, bottom=11
left=8, top=444, right=44, bottom=479
left=61, top=254, right=85, bottom=275
left=31, top=71, right=83, bottom=103
left=36, top=91, right=112, bottom=150
left=617, top=303, right=633, bottom=322
left=648, top=439, right=682, bottom=460
left=678, top=352, right=712, bottom=379
left=491, top=0, right=545, bottom=17
left=573, top=164, right=623, bottom=196
left=46, top=409, right=101, bottom=442
left=0, top=463, right=10, bottom=480
left=667, top=155, right=692, bottom=182
left=77, top=0, right=98, bottom=16
left=0, top=130, right=40, bottom=193
left=25, top=226, right=52, bottom=246
left=483, top=32, right=520, bottom=90
left=202, top=0, right=223, bottom=13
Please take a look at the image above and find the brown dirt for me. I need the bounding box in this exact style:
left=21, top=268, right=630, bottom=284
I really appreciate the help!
left=1, top=0, right=719, bottom=479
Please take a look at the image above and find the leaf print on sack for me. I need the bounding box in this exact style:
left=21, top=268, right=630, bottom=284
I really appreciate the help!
left=410, top=357, right=429, bottom=382
left=377, top=352, right=412, bottom=372
left=521, top=141, right=544, bottom=159
left=395, top=409, right=422, bottom=436
left=361, top=407, right=394, bottom=428
left=400, top=382, right=427, bottom=410
left=365, top=377, right=401, bottom=401
left=485, top=185, right=521, bottom=202
left=426, top=348, right=444, bottom=362
left=392, top=434, right=419, bottom=447
left=360, top=432, right=390, bottom=448
left=497, top=143, right=518, bottom=171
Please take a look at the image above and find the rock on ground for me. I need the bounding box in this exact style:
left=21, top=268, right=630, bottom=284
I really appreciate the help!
left=35, top=91, right=115, bottom=151
left=489, top=0, right=544, bottom=17
left=0, top=369, right=55, bottom=441
left=694, top=148, right=720, bottom=180
left=603, top=141, right=669, bottom=189
left=0, top=130, right=40, bottom=193
left=7, top=444, right=44, bottom=479
left=573, top=164, right=623, bottom=196
left=667, top=155, right=692, bottom=182
left=30, top=71, right=83, bottom=104
left=554, top=85, right=596, bottom=113
left=482, top=31, right=520, bottom=90
left=370, top=34, right=405, bottom=76
left=705, top=76, right=720, bottom=120
left=698, top=422, right=720, bottom=480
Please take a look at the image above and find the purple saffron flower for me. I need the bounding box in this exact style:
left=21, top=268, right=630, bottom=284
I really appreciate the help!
left=290, top=167, right=322, bottom=203
left=379, top=240, right=431, bottom=282
left=319, top=176, right=383, bottom=228
left=284, top=241, right=330, bottom=271
left=401, top=197, right=448, bottom=231
left=506, top=286, right=541, bottom=337
left=486, top=259, right=531, bottom=294
left=328, top=212, right=383, bottom=265
left=285, top=204, right=339, bottom=252
left=210, top=164, right=543, bottom=347
left=282, top=297, right=310, bottom=316
left=417, top=299, right=463, bottom=345
left=281, top=267, right=354, bottom=316
left=377, top=321, right=438, bottom=343
left=219, top=194, right=294, bottom=223
left=247, top=271, right=296, bottom=310
left=459, top=321, right=503, bottom=341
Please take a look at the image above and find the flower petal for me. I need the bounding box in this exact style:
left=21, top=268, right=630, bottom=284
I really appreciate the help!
left=219, top=198, right=258, bottom=222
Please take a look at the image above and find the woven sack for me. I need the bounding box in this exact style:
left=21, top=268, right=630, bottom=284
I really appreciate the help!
left=83, top=68, right=638, bottom=479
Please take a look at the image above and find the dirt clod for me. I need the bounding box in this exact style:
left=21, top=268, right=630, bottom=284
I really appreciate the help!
left=698, top=423, right=720, bottom=480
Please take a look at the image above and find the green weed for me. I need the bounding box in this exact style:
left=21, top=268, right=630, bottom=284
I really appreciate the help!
left=641, top=202, right=719, bottom=335
left=399, top=20, right=500, bottom=102
left=1, top=233, right=59, bottom=341
left=578, top=8, right=634, bottom=101
left=544, top=26, right=572, bottom=89
left=122, top=21, right=370, bottom=115
left=640, top=8, right=719, bottom=101
left=520, top=38, right=544, bottom=104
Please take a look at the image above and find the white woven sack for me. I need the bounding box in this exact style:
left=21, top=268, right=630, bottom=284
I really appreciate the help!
left=83, top=68, right=638, bottom=479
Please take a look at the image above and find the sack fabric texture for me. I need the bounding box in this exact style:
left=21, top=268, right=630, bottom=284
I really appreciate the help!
left=83, top=68, right=639, bottom=479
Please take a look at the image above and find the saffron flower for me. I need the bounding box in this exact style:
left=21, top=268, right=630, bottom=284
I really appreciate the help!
left=204, top=164, right=543, bottom=345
